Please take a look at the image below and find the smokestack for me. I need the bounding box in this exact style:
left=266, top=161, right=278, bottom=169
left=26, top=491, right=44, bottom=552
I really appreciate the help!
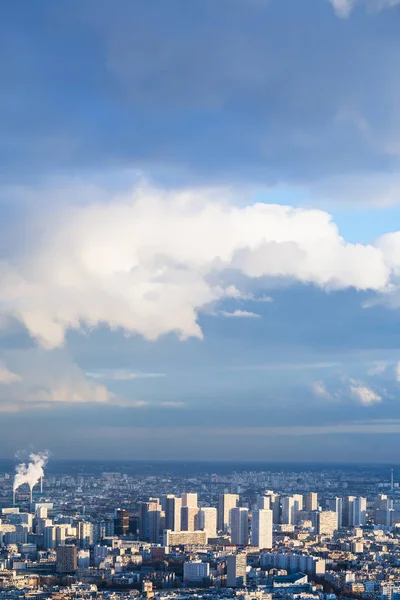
left=13, top=489, right=15, bottom=506
left=40, top=476, right=43, bottom=493
left=13, top=451, right=49, bottom=501
left=30, top=485, right=33, bottom=505
left=391, top=468, right=394, bottom=492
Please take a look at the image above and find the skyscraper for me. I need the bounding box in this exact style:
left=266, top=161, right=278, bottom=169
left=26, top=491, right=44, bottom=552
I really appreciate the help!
left=256, top=495, right=271, bottom=510
left=328, top=497, right=343, bottom=528
left=304, top=492, right=318, bottom=511
left=114, top=509, right=129, bottom=536
left=230, top=507, right=249, bottom=545
left=77, top=521, right=93, bottom=548
left=198, top=507, right=217, bottom=540
left=140, top=499, right=161, bottom=542
left=251, top=508, right=273, bottom=549
left=218, top=493, right=239, bottom=532
left=165, top=495, right=182, bottom=532
left=56, top=545, right=78, bottom=573
left=227, top=553, right=247, bottom=587
left=342, top=496, right=356, bottom=527
left=181, top=506, right=200, bottom=531
left=281, top=494, right=303, bottom=524
left=352, top=497, right=367, bottom=527
left=181, top=493, right=198, bottom=507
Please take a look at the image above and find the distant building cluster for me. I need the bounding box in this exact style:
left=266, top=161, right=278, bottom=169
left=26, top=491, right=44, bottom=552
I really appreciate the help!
left=0, top=464, right=399, bottom=600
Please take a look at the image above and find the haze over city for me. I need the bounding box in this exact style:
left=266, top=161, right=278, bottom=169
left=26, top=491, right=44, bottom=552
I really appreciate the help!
left=2, top=0, right=400, bottom=460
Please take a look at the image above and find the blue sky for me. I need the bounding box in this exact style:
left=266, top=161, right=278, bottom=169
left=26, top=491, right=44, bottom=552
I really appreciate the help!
left=2, top=0, right=400, bottom=461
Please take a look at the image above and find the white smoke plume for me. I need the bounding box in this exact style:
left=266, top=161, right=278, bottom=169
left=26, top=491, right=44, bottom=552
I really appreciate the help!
left=13, top=451, right=49, bottom=493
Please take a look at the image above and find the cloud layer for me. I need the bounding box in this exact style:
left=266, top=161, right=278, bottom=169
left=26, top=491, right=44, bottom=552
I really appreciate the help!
left=0, top=183, right=398, bottom=348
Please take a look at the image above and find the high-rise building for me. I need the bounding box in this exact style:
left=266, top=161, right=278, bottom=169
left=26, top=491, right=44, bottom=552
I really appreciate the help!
left=181, top=493, right=198, bottom=507
left=198, top=507, right=217, bottom=540
left=165, top=495, right=182, bottom=532
left=268, top=493, right=281, bottom=524
left=317, top=510, right=337, bottom=536
left=352, top=497, right=367, bottom=527
left=56, top=544, right=78, bottom=573
left=181, top=506, right=200, bottom=531
left=328, top=497, right=343, bottom=528
left=293, top=494, right=304, bottom=522
left=227, top=553, right=247, bottom=587
left=183, top=560, right=210, bottom=583
left=281, top=495, right=303, bottom=525
left=114, top=509, right=129, bottom=536
left=281, top=496, right=294, bottom=525
left=44, top=526, right=57, bottom=549
left=140, top=499, right=161, bottom=543
left=304, top=492, right=318, bottom=511
left=218, top=494, right=239, bottom=532
left=256, top=495, right=271, bottom=510
left=77, top=521, right=93, bottom=548
left=342, top=496, right=356, bottom=527
left=251, top=509, right=273, bottom=549
left=230, top=507, right=249, bottom=545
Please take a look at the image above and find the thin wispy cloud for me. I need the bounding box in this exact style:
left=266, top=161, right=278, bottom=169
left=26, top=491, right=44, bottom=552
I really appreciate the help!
left=86, top=370, right=166, bottom=381
left=219, top=310, right=261, bottom=319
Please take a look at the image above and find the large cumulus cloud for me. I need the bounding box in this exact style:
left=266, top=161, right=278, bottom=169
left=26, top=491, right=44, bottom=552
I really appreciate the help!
left=0, top=183, right=397, bottom=348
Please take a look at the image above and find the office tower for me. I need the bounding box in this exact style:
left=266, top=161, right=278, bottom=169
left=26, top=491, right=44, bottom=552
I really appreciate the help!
left=140, top=499, right=161, bottom=543
left=251, top=509, right=273, bottom=549
left=342, top=496, right=356, bottom=527
left=304, top=492, right=318, bottom=511
left=218, top=493, right=239, bottom=532
left=281, top=495, right=303, bottom=524
left=375, top=494, right=393, bottom=527
left=352, top=497, right=367, bottom=527
left=77, top=521, right=93, bottom=548
left=328, top=497, right=343, bottom=528
left=317, top=511, right=337, bottom=536
left=198, top=507, right=217, bottom=540
left=257, top=495, right=271, bottom=510
left=182, top=493, right=198, bottom=507
left=183, top=560, right=210, bottom=583
left=36, top=506, right=48, bottom=519
left=114, top=509, right=129, bottom=536
left=268, top=493, right=281, bottom=524
left=181, top=506, right=200, bottom=531
left=226, top=553, right=247, bottom=587
left=56, top=544, right=78, bottom=573
left=36, top=517, right=52, bottom=535
left=165, top=495, right=182, bottom=532
left=56, top=525, right=66, bottom=547
left=293, top=494, right=304, bottom=522
left=230, top=507, right=249, bottom=545
left=44, top=525, right=57, bottom=549
left=128, top=513, right=139, bottom=536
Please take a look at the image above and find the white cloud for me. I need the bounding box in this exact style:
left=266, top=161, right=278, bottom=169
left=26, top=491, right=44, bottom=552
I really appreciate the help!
left=0, top=351, right=115, bottom=411
left=0, top=364, right=21, bottom=384
left=329, top=0, right=356, bottom=18
left=86, top=370, right=165, bottom=381
left=311, top=381, right=332, bottom=399
left=0, top=183, right=395, bottom=348
left=159, top=401, right=186, bottom=408
left=328, top=0, right=400, bottom=18
left=219, top=310, right=261, bottom=319
left=350, top=383, right=382, bottom=405
left=368, top=363, right=387, bottom=376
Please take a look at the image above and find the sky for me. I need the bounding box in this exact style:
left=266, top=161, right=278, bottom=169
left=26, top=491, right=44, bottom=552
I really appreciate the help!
left=2, top=0, right=400, bottom=462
